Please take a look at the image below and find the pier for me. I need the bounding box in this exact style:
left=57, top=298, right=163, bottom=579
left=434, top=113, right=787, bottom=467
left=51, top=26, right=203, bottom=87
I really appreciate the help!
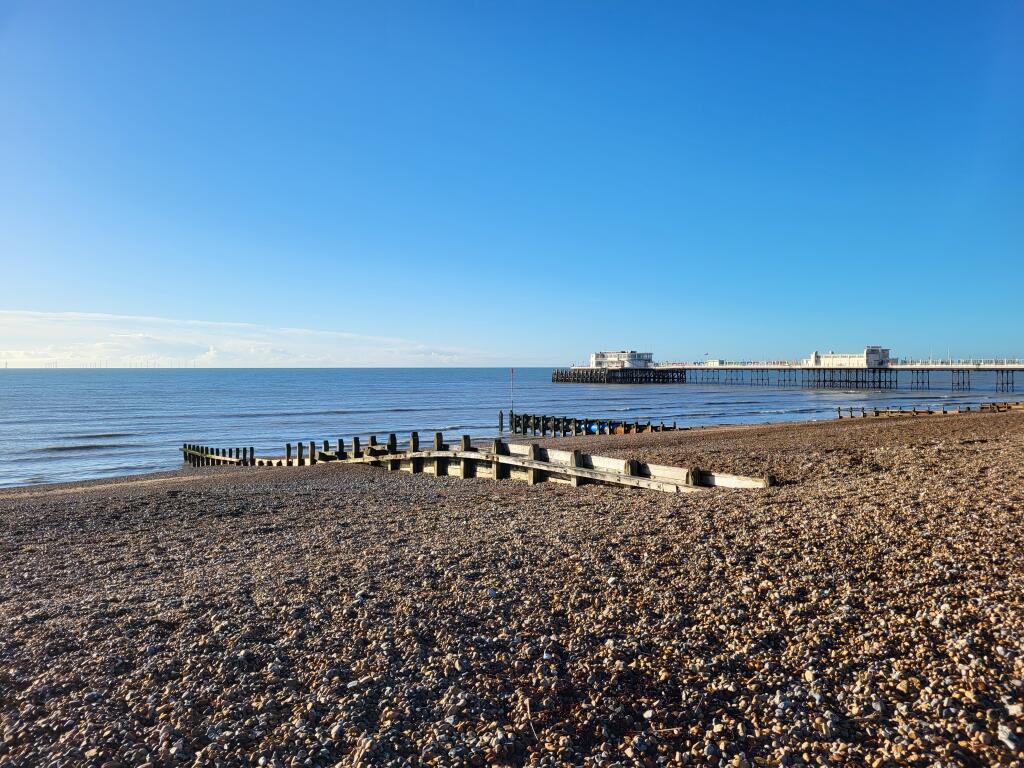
left=553, top=347, right=1024, bottom=391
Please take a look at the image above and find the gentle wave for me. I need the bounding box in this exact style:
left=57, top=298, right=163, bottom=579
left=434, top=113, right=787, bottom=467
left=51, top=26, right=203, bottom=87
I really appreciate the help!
left=2, top=367, right=1015, bottom=487
left=34, top=444, right=128, bottom=453
left=231, top=405, right=435, bottom=419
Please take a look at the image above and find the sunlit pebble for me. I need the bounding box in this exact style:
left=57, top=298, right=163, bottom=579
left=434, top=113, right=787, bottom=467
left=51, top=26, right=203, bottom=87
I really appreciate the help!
left=1, top=412, right=1023, bottom=765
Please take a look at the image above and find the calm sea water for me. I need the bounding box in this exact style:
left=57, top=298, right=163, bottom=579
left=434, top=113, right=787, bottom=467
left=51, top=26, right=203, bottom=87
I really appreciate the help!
left=0, top=368, right=1015, bottom=487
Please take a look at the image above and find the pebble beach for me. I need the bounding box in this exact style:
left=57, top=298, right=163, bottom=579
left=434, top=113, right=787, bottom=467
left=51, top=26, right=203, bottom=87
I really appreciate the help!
left=1, top=411, right=1023, bottom=767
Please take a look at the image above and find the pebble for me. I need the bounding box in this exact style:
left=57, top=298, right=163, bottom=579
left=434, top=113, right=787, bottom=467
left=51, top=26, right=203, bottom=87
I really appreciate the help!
left=1, top=412, right=1022, bottom=766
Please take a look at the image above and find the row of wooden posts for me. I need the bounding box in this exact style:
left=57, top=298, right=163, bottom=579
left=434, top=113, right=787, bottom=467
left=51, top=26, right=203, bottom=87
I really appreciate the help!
left=184, top=433, right=415, bottom=467
left=506, top=410, right=679, bottom=437
left=836, top=401, right=1024, bottom=419
left=836, top=405, right=970, bottom=419
left=181, top=434, right=773, bottom=492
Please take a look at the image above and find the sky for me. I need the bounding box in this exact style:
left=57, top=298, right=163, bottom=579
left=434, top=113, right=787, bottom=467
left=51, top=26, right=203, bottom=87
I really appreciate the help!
left=1, top=1, right=1022, bottom=367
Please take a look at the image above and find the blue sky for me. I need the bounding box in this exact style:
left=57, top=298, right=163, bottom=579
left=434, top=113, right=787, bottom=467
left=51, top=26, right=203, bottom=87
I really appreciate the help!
left=1, top=1, right=1022, bottom=366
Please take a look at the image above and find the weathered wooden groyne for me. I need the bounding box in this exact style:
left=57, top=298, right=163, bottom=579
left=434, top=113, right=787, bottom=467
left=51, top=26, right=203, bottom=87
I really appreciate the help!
left=507, top=411, right=680, bottom=437
left=835, top=401, right=1024, bottom=419
left=180, top=433, right=773, bottom=493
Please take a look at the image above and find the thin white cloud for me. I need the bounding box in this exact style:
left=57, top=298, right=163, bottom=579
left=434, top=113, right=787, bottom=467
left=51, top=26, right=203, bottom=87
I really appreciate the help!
left=0, top=310, right=490, bottom=367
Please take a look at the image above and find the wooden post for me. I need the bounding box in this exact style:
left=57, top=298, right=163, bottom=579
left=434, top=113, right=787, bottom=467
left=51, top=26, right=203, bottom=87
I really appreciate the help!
left=432, top=432, right=446, bottom=475
left=387, top=433, right=399, bottom=471
left=569, top=449, right=583, bottom=487
left=836, top=407, right=842, bottom=419
left=685, top=467, right=701, bottom=487
left=572, top=418, right=579, bottom=436
left=540, top=416, right=547, bottom=438
left=458, top=435, right=473, bottom=478
left=624, top=458, right=637, bottom=476
left=531, top=415, right=538, bottom=436
left=498, top=410, right=504, bottom=434
left=249, top=446, right=254, bottom=465
left=352, top=436, right=361, bottom=459
left=369, top=435, right=378, bottom=448
left=323, top=439, right=330, bottom=453
left=527, top=443, right=542, bottom=485
left=310, top=441, right=317, bottom=465
left=297, top=442, right=304, bottom=465
left=337, top=438, right=345, bottom=459
left=409, top=432, right=422, bottom=473
left=286, top=443, right=292, bottom=466
left=492, top=439, right=509, bottom=480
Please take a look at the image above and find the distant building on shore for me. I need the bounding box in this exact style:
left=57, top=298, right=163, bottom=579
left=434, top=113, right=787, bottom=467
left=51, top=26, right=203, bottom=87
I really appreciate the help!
left=588, top=350, right=654, bottom=369
left=803, top=346, right=891, bottom=368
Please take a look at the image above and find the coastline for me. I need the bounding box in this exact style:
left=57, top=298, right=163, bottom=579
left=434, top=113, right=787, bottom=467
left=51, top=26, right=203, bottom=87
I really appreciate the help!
left=1, top=412, right=1023, bottom=765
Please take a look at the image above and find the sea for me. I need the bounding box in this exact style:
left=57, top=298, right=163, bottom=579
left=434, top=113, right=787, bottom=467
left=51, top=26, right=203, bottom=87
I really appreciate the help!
left=0, top=367, right=1015, bottom=488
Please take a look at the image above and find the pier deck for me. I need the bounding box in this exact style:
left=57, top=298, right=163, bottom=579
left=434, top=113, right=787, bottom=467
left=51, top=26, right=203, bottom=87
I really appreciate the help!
left=552, top=361, right=1023, bottom=391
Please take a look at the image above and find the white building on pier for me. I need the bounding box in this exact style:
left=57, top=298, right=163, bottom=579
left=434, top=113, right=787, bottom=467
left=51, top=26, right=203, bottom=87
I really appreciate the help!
left=803, top=346, right=891, bottom=368
left=589, top=350, right=654, bottom=369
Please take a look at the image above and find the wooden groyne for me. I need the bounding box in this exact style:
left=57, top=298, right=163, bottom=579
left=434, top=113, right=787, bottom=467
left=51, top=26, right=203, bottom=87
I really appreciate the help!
left=835, top=401, right=1024, bottom=419
left=507, top=411, right=680, bottom=437
left=180, top=434, right=773, bottom=494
